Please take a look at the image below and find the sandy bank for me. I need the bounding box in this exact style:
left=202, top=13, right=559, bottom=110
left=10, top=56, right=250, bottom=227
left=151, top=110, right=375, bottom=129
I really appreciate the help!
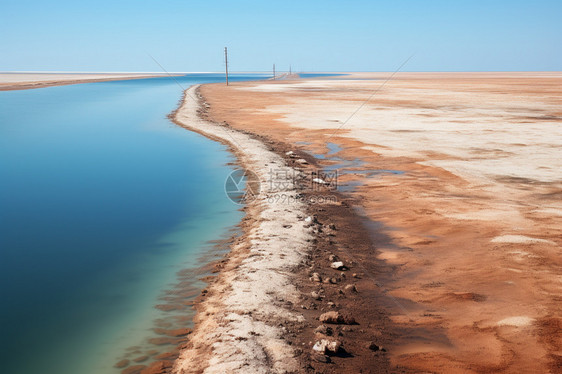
left=197, top=72, right=562, bottom=373
left=169, top=84, right=394, bottom=374
left=0, top=72, right=175, bottom=91
left=170, top=85, right=312, bottom=373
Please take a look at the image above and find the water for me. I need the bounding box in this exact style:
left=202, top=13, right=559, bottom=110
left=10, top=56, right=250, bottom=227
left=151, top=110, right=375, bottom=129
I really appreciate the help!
left=0, top=73, right=265, bottom=374
left=298, top=73, right=347, bottom=78
left=306, top=142, right=405, bottom=192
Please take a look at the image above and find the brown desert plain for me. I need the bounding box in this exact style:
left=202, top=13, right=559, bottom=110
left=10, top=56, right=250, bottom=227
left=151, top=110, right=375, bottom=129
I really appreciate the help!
left=173, top=72, right=562, bottom=373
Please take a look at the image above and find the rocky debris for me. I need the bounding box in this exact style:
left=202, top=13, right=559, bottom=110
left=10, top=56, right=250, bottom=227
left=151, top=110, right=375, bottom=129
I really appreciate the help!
left=310, top=273, right=322, bottom=282
left=296, top=158, right=308, bottom=164
left=314, top=325, right=334, bottom=336
left=114, top=359, right=130, bottom=368
left=352, top=273, right=359, bottom=278
left=330, top=261, right=346, bottom=270
left=319, top=311, right=356, bottom=325
left=312, top=339, right=343, bottom=355
left=285, top=151, right=299, bottom=158
left=367, top=341, right=385, bottom=352
left=153, top=328, right=192, bottom=337
left=311, top=290, right=323, bottom=300
left=329, top=254, right=339, bottom=262
left=344, top=284, right=358, bottom=293
left=148, top=337, right=178, bottom=346
left=313, top=178, right=326, bottom=184
left=140, top=360, right=174, bottom=374
left=328, top=223, right=337, bottom=230
left=132, top=355, right=149, bottom=363
left=304, top=215, right=319, bottom=224
left=154, top=351, right=178, bottom=360
left=121, top=365, right=146, bottom=374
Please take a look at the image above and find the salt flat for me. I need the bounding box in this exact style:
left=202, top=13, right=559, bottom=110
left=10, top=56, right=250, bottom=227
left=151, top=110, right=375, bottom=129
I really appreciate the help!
left=200, top=72, right=562, bottom=373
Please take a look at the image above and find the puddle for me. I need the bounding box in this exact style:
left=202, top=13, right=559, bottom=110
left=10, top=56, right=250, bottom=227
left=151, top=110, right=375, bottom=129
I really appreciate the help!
left=326, top=142, right=343, bottom=155
left=302, top=142, right=405, bottom=192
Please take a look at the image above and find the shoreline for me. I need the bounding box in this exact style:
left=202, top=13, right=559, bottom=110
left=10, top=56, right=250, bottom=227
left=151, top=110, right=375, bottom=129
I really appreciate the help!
left=171, top=85, right=312, bottom=372
left=169, top=84, right=392, bottom=373
left=0, top=73, right=180, bottom=91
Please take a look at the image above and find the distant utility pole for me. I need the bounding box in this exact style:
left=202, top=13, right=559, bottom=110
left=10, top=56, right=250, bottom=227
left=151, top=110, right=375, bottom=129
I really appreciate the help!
left=273, top=63, right=276, bottom=80
left=224, top=47, right=229, bottom=86
left=289, top=65, right=292, bottom=75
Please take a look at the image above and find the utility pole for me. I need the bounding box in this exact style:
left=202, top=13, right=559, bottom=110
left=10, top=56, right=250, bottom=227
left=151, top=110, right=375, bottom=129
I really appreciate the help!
left=224, top=47, right=229, bottom=86
left=289, top=65, right=292, bottom=75
left=273, top=63, right=276, bottom=80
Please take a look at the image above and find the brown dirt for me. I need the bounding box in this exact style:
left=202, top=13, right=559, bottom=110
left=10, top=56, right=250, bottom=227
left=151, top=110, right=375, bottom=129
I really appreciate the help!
left=195, top=73, right=562, bottom=373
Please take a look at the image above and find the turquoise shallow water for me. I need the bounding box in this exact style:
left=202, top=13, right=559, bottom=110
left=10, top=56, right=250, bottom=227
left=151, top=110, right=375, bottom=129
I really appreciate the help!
left=0, top=73, right=265, bottom=374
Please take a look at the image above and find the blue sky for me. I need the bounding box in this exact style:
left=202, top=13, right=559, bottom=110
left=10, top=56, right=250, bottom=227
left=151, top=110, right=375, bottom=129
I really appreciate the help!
left=1, top=0, right=560, bottom=72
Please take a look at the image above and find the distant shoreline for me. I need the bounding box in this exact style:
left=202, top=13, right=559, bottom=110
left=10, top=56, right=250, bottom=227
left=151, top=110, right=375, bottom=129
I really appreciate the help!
left=0, top=73, right=181, bottom=91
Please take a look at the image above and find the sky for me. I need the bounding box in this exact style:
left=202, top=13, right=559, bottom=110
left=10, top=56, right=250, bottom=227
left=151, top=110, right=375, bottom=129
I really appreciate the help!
left=1, top=0, right=561, bottom=72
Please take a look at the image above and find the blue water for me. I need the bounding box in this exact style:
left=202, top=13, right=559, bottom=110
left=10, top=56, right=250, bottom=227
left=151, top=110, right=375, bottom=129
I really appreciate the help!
left=298, top=73, right=346, bottom=78
left=0, top=73, right=265, bottom=374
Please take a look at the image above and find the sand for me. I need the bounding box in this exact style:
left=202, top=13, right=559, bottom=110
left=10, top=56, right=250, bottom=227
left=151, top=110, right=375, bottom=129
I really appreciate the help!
left=171, top=86, right=313, bottom=373
left=0, top=72, right=173, bottom=90
left=190, top=72, right=562, bottom=373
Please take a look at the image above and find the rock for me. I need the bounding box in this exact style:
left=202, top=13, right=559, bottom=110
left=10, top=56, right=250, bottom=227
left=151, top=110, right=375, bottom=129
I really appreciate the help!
left=319, top=311, right=356, bottom=325
left=154, top=351, right=178, bottom=360
left=352, top=273, right=359, bottom=278
left=312, top=339, right=342, bottom=355
left=311, top=273, right=322, bottom=282
left=140, top=360, right=174, bottom=374
left=329, top=277, right=338, bottom=284
left=330, top=261, right=346, bottom=270
left=367, top=341, right=385, bottom=352
left=148, top=337, right=177, bottom=346
left=313, top=178, right=326, bottom=184
left=121, top=365, right=147, bottom=374
left=344, top=284, right=358, bottom=293
left=328, top=224, right=337, bottom=230
left=311, top=291, right=323, bottom=300
left=304, top=215, right=319, bottom=224
left=285, top=151, right=294, bottom=156
left=328, top=254, right=339, bottom=262
left=296, top=158, right=308, bottom=164
left=114, top=359, right=130, bottom=368
left=153, top=328, right=192, bottom=337
left=132, top=355, right=149, bottom=363
left=314, top=325, right=333, bottom=336
left=168, top=328, right=192, bottom=337
left=327, top=302, right=336, bottom=308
